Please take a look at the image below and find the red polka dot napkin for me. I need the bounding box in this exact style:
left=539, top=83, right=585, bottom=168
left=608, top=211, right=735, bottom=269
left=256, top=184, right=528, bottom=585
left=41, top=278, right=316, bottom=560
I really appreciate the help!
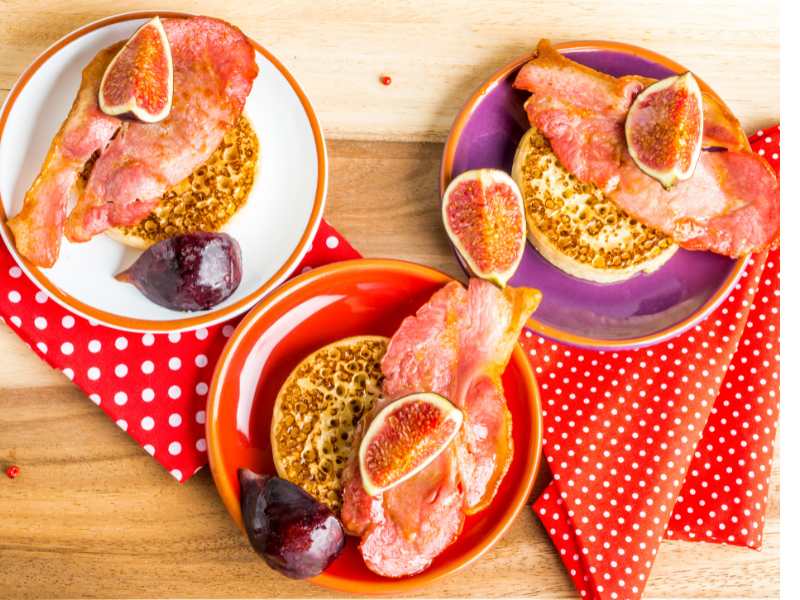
left=528, top=126, right=780, bottom=599
left=0, top=219, right=359, bottom=482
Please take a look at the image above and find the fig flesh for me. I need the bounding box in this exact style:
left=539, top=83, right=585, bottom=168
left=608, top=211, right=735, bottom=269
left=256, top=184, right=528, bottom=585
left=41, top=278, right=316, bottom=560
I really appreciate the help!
left=359, top=392, right=463, bottom=496
left=116, top=232, right=242, bottom=311
left=625, top=72, right=704, bottom=189
left=238, top=469, right=345, bottom=579
left=99, top=16, right=174, bottom=123
left=442, top=169, right=526, bottom=287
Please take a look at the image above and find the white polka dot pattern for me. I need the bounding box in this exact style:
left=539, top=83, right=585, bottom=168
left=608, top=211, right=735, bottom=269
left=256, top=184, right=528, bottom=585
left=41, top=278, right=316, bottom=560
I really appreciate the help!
left=529, top=128, right=780, bottom=600
left=666, top=253, right=779, bottom=549
left=0, top=221, right=356, bottom=483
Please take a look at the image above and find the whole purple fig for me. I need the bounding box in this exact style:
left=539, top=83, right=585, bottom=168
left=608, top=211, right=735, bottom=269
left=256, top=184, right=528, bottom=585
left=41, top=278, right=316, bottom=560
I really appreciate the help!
left=116, top=232, right=242, bottom=311
left=238, top=469, right=345, bottom=579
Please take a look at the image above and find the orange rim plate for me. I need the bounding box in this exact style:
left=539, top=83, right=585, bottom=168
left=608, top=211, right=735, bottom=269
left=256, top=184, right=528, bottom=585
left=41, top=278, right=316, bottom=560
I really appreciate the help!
left=206, top=258, right=543, bottom=593
left=0, top=11, right=326, bottom=332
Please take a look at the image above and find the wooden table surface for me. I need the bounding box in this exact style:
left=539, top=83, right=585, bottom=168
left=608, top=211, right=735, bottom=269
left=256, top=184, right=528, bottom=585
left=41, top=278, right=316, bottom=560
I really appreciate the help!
left=0, top=1, right=779, bottom=598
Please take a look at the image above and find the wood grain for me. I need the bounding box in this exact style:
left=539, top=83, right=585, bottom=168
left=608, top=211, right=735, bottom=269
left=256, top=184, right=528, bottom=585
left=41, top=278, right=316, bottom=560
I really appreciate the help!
left=0, top=2, right=779, bottom=598
left=0, top=140, right=781, bottom=599
left=0, top=0, right=779, bottom=142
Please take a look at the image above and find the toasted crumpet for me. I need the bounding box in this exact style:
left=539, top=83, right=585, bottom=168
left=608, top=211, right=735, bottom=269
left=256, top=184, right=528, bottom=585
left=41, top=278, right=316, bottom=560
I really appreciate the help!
left=512, top=128, right=677, bottom=283
left=271, top=336, right=388, bottom=512
left=106, top=115, right=258, bottom=248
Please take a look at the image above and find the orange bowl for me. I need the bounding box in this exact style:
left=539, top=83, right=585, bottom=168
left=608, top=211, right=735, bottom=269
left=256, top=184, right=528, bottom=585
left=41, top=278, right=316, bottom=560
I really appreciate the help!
left=206, top=258, right=543, bottom=593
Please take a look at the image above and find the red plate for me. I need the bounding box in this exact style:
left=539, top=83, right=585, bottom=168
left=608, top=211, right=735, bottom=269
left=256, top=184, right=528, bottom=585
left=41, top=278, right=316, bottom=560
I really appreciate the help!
left=206, top=258, right=543, bottom=593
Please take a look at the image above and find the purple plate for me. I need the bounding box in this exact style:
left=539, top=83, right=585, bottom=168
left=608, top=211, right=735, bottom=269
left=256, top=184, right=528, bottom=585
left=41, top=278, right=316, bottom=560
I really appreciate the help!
left=441, top=42, right=746, bottom=349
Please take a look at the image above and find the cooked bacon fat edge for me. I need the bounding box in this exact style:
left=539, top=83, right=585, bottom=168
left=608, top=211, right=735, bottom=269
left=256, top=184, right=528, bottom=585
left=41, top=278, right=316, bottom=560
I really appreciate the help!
left=341, top=279, right=540, bottom=578
left=7, top=17, right=258, bottom=267
left=513, top=39, right=779, bottom=257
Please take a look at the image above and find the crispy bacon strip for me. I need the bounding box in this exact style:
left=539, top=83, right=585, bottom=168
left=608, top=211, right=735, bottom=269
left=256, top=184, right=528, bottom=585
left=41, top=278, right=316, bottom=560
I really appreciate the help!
left=452, top=280, right=541, bottom=512
left=699, top=91, right=751, bottom=151
left=64, top=17, right=257, bottom=242
left=612, top=150, right=779, bottom=257
left=7, top=17, right=258, bottom=266
left=513, top=40, right=644, bottom=193
left=7, top=46, right=121, bottom=267
left=341, top=279, right=540, bottom=577
left=513, top=39, right=779, bottom=256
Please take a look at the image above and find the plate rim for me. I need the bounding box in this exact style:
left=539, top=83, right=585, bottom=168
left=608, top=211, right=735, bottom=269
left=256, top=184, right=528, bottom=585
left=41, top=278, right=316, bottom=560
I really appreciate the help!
left=0, top=10, right=327, bottom=332
left=439, top=39, right=748, bottom=350
left=205, top=257, right=544, bottom=594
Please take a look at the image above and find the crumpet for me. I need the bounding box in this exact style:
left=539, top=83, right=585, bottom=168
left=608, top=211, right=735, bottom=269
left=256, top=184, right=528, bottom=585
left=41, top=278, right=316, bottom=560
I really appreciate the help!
left=107, top=115, right=258, bottom=249
left=512, top=128, right=677, bottom=283
left=271, top=336, right=388, bottom=512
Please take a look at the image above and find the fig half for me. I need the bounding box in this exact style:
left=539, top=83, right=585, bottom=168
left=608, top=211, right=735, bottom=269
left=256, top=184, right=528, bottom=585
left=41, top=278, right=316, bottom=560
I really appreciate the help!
left=358, top=392, right=463, bottom=496
left=442, top=169, right=526, bottom=287
left=99, top=16, right=174, bottom=123
left=625, top=72, right=704, bottom=189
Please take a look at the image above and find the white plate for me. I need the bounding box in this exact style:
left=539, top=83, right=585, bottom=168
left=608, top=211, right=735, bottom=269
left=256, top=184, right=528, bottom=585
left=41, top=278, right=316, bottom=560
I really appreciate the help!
left=0, top=11, right=327, bottom=332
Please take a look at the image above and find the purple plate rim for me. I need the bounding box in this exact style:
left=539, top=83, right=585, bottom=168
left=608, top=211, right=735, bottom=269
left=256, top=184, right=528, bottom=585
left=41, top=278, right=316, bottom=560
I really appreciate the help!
left=440, top=40, right=748, bottom=350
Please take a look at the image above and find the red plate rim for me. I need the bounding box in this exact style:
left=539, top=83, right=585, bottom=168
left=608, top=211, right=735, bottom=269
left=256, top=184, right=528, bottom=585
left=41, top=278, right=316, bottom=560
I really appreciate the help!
left=205, top=258, right=544, bottom=594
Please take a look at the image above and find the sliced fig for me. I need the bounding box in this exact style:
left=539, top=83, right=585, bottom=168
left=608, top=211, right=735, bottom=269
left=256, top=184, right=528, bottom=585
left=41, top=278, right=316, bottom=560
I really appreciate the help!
left=358, top=392, right=463, bottom=496
left=99, top=16, right=174, bottom=123
left=625, top=72, right=703, bottom=189
left=442, top=169, right=526, bottom=287
left=238, top=470, right=345, bottom=579
left=116, top=232, right=242, bottom=311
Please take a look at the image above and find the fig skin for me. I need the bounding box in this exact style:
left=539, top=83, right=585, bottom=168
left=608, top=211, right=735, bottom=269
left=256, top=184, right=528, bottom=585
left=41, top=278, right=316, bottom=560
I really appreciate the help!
left=238, top=469, right=346, bottom=579
left=116, top=232, right=242, bottom=311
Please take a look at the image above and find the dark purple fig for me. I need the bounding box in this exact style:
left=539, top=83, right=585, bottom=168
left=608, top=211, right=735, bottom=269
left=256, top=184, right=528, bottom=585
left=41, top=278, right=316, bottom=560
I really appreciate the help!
left=238, top=469, right=345, bottom=579
left=116, top=232, right=242, bottom=311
